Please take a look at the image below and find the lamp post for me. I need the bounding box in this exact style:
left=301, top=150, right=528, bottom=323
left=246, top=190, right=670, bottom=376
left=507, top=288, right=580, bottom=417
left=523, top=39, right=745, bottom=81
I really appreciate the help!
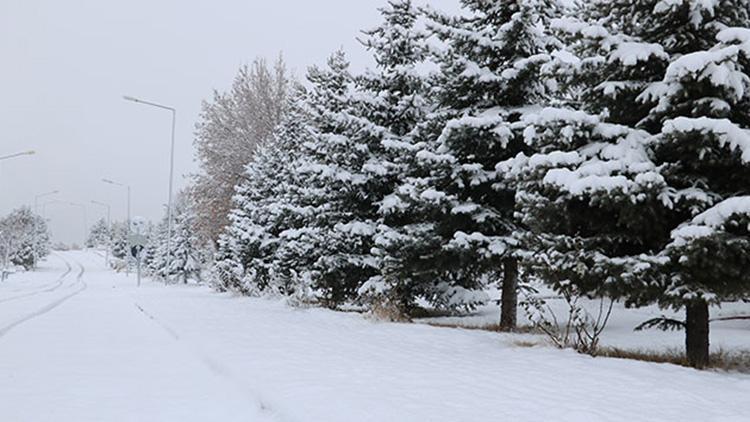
left=0, top=150, right=35, bottom=161
left=123, top=95, right=176, bottom=283
left=91, top=200, right=111, bottom=267
left=102, top=178, right=131, bottom=276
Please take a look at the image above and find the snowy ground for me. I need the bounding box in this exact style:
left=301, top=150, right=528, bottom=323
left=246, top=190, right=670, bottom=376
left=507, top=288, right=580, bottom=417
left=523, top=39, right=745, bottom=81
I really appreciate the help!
left=0, top=251, right=749, bottom=422
left=418, top=286, right=750, bottom=353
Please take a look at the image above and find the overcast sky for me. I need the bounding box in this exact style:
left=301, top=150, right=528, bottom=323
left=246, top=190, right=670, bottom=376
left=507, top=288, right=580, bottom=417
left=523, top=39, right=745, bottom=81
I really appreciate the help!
left=1, top=0, right=459, bottom=244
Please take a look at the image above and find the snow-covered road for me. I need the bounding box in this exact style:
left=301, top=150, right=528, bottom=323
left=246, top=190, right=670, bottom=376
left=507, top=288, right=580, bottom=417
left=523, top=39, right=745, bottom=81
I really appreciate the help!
left=1, top=251, right=749, bottom=422
left=0, top=252, right=263, bottom=421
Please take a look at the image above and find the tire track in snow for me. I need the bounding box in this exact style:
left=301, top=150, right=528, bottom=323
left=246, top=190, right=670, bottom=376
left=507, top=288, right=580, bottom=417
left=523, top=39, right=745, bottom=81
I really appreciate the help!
left=0, top=253, right=73, bottom=304
left=0, top=256, right=87, bottom=339
left=132, top=300, right=292, bottom=422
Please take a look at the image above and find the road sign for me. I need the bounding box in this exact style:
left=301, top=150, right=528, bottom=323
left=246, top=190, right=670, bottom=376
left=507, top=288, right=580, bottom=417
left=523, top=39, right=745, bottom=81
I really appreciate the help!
left=127, top=233, right=147, bottom=288
left=128, top=233, right=148, bottom=247
left=130, top=244, right=144, bottom=259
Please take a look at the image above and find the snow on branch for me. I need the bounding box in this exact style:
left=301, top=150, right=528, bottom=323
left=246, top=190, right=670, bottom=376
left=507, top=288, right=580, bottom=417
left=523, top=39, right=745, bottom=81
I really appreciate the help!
left=662, top=117, right=750, bottom=162
left=670, top=196, right=750, bottom=246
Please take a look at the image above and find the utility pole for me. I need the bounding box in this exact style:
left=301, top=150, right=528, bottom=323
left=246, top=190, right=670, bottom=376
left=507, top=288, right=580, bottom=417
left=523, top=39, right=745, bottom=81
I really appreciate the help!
left=123, top=95, right=176, bottom=283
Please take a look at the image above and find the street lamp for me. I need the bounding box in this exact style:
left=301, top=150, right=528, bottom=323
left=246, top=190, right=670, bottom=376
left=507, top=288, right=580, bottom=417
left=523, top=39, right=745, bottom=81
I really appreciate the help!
left=34, top=190, right=59, bottom=214
left=123, top=94, right=176, bottom=283
left=101, top=178, right=131, bottom=230
left=0, top=150, right=35, bottom=161
left=102, top=178, right=131, bottom=276
left=91, top=200, right=111, bottom=267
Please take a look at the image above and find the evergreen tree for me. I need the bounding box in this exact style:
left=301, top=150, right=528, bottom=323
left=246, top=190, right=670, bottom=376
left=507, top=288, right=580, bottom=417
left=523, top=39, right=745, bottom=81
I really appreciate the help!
left=216, top=2, right=434, bottom=309
left=515, top=0, right=750, bottom=367
left=167, top=201, right=202, bottom=283
left=373, top=0, right=558, bottom=321
left=143, top=219, right=165, bottom=273
left=0, top=207, right=50, bottom=270
left=308, top=0, right=436, bottom=309
left=632, top=24, right=750, bottom=367
left=86, top=218, right=111, bottom=248
left=214, top=83, right=318, bottom=296
left=110, top=221, right=128, bottom=261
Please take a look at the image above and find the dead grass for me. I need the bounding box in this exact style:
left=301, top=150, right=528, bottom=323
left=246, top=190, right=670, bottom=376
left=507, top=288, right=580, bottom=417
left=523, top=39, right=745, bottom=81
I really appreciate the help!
left=368, top=300, right=411, bottom=322
left=424, top=321, right=539, bottom=334
left=598, top=347, right=750, bottom=373
left=423, top=322, right=750, bottom=372
left=512, top=339, right=541, bottom=348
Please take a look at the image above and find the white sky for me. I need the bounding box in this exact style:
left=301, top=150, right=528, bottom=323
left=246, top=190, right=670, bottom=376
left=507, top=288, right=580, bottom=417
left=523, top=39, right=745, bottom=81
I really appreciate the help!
left=1, top=0, right=459, bottom=244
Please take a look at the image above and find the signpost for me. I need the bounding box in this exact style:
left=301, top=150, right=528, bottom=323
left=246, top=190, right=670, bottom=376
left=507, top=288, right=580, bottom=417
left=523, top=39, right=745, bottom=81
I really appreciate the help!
left=128, top=233, right=147, bottom=287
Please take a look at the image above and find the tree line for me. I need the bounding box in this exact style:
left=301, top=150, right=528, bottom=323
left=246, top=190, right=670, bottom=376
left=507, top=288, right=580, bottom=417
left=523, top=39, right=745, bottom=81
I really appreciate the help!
left=167, top=0, right=750, bottom=369
left=87, top=192, right=203, bottom=283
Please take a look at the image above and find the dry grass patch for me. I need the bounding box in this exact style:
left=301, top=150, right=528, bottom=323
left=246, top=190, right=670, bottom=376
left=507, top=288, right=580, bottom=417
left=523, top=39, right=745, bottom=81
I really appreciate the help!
left=512, top=339, right=541, bottom=348
left=599, top=347, right=750, bottom=373
left=424, top=321, right=539, bottom=334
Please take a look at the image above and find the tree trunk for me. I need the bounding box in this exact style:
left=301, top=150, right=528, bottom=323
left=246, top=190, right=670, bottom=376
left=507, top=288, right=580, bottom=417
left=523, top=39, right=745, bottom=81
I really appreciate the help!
left=685, top=299, right=709, bottom=369
left=499, top=257, right=518, bottom=331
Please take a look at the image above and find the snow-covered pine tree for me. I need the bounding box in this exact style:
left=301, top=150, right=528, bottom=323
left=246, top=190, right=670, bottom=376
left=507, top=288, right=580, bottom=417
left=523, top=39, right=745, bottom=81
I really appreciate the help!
left=110, top=221, right=128, bottom=261
left=143, top=219, right=165, bottom=274
left=503, top=108, right=665, bottom=309
left=513, top=0, right=750, bottom=366
left=631, top=22, right=750, bottom=367
left=167, top=199, right=202, bottom=283
left=86, top=218, right=110, bottom=249
left=373, top=0, right=558, bottom=322
left=547, top=11, right=668, bottom=128
left=213, top=81, right=321, bottom=298
left=294, top=0, right=436, bottom=311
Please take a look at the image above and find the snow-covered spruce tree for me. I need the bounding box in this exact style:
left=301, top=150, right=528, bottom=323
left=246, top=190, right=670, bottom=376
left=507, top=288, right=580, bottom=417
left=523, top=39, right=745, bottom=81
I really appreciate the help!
left=372, top=0, right=558, bottom=322
left=501, top=108, right=667, bottom=315
left=110, top=221, right=128, bottom=261
left=219, top=44, right=381, bottom=307
left=86, top=218, right=110, bottom=249
left=147, top=225, right=168, bottom=278
left=212, top=142, right=281, bottom=293
left=546, top=13, right=668, bottom=128
left=294, top=0, right=435, bottom=311
left=166, top=200, right=202, bottom=284
left=144, top=219, right=166, bottom=274
left=144, top=193, right=204, bottom=283
left=513, top=0, right=750, bottom=366
left=214, top=83, right=317, bottom=297
left=630, top=25, right=750, bottom=368
left=554, top=0, right=749, bottom=130
left=136, top=220, right=154, bottom=269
